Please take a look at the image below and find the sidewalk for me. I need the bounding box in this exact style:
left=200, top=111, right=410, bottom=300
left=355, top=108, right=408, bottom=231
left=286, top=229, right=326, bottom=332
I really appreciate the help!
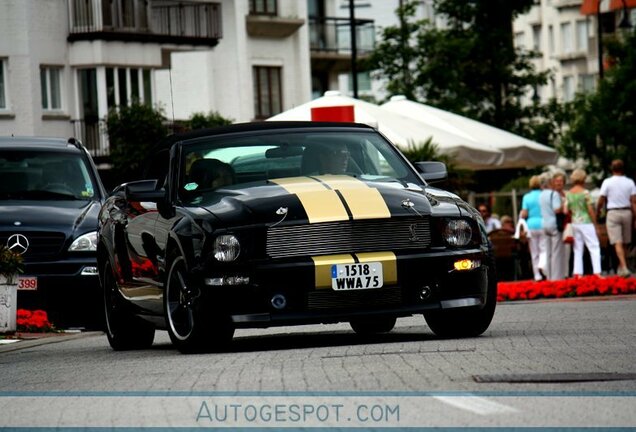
left=0, top=330, right=102, bottom=353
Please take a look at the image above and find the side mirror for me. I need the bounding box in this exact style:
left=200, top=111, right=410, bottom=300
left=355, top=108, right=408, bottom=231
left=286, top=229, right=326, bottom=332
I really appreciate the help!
left=414, top=161, right=448, bottom=183
left=124, top=179, right=165, bottom=202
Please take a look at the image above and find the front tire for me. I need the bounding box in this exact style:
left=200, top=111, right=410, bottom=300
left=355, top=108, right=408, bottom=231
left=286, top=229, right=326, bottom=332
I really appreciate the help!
left=423, top=252, right=498, bottom=338
left=350, top=316, right=397, bottom=335
left=103, top=261, right=155, bottom=350
left=164, top=253, right=234, bottom=354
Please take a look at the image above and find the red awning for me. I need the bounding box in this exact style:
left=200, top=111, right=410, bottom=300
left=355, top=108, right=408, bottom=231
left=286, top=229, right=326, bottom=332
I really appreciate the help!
left=581, top=0, right=636, bottom=15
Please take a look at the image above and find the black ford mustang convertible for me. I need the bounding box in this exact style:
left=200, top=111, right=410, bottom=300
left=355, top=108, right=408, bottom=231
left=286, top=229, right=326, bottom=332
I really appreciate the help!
left=97, top=122, right=496, bottom=353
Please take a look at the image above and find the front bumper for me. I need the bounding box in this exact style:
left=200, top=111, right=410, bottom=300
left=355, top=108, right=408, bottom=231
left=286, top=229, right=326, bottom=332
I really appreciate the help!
left=199, top=248, right=490, bottom=328
left=17, top=257, right=102, bottom=328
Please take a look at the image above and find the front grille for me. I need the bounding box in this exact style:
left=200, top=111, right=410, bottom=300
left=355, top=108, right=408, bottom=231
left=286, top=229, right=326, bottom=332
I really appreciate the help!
left=0, top=231, right=66, bottom=261
left=307, top=287, right=402, bottom=310
left=266, top=218, right=431, bottom=258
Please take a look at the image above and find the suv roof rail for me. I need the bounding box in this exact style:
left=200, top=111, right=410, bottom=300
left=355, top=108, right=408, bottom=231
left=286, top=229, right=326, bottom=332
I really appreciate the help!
left=67, top=137, right=83, bottom=149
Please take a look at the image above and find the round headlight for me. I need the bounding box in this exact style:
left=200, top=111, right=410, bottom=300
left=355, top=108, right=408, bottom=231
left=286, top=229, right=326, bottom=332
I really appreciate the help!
left=443, top=219, right=472, bottom=247
left=213, top=235, right=240, bottom=262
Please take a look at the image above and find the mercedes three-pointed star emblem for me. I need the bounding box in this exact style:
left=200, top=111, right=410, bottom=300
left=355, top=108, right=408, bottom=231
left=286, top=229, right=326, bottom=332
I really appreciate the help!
left=7, top=233, right=29, bottom=255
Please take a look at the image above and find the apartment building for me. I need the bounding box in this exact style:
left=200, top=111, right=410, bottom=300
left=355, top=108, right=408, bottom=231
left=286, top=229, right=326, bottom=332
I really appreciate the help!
left=0, top=0, right=314, bottom=157
left=515, top=0, right=634, bottom=103
left=332, top=0, right=632, bottom=104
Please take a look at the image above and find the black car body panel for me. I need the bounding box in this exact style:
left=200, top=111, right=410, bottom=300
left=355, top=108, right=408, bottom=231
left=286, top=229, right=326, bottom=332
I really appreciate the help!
left=97, top=122, right=496, bottom=351
left=0, top=136, right=107, bottom=327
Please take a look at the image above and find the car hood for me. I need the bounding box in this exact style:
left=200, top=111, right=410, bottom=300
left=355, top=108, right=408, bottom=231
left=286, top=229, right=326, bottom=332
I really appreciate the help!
left=0, top=200, right=101, bottom=233
left=190, top=175, right=464, bottom=227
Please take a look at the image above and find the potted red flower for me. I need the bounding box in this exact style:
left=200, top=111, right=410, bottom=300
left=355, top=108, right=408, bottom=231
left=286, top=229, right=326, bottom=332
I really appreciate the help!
left=0, top=245, right=25, bottom=333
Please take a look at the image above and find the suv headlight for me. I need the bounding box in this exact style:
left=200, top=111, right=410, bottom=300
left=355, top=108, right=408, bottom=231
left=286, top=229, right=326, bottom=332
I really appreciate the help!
left=69, top=231, right=98, bottom=252
left=443, top=219, right=472, bottom=247
left=213, top=234, right=240, bottom=262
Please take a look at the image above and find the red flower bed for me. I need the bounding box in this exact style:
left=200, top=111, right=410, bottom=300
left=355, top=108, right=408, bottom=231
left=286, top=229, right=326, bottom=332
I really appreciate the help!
left=497, top=275, right=636, bottom=302
left=16, top=309, right=54, bottom=332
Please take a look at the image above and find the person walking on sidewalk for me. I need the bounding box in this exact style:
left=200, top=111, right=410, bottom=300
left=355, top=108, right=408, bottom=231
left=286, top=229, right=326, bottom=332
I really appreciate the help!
left=597, top=159, right=636, bottom=277
left=539, top=173, right=566, bottom=280
left=520, top=175, right=545, bottom=281
left=565, top=169, right=602, bottom=278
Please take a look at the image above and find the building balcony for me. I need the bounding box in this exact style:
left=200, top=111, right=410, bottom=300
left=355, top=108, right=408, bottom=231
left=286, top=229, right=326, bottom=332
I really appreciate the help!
left=246, top=14, right=305, bottom=38
left=309, top=16, right=375, bottom=73
left=68, top=0, right=222, bottom=47
left=71, top=118, right=109, bottom=158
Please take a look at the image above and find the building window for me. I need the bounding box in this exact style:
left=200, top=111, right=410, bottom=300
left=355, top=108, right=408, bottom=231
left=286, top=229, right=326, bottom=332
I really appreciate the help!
left=579, top=74, right=595, bottom=93
left=560, top=22, right=573, bottom=54
left=253, top=66, right=282, bottom=119
left=548, top=25, right=554, bottom=55
left=72, top=0, right=94, bottom=28
left=348, top=71, right=372, bottom=93
left=514, top=31, right=525, bottom=48
left=532, top=25, right=541, bottom=51
left=0, top=58, right=7, bottom=110
left=563, top=76, right=574, bottom=102
left=105, top=67, right=152, bottom=109
left=40, top=66, right=63, bottom=111
left=249, top=0, right=277, bottom=15
left=576, top=20, right=589, bottom=52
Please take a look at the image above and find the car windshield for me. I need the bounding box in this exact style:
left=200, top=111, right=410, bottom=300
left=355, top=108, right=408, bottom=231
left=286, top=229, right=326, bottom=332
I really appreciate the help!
left=0, top=150, right=97, bottom=200
left=179, top=129, right=420, bottom=202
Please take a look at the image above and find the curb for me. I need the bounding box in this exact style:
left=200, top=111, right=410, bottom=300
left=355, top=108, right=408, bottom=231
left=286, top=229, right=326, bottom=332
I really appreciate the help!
left=0, top=331, right=103, bottom=354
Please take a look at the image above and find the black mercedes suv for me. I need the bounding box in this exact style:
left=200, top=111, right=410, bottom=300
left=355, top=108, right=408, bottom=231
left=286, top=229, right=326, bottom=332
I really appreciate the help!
left=0, top=136, right=107, bottom=328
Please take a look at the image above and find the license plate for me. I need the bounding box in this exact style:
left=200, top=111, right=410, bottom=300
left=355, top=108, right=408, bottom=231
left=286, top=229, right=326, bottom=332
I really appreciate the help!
left=18, top=276, right=38, bottom=291
left=331, top=262, right=383, bottom=290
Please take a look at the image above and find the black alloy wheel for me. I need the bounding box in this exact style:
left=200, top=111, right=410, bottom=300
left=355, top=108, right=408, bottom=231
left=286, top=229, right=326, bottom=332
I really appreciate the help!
left=164, top=253, right=234, bottom=354
left=103, top=261, right=155, bottom=350
left=423, top=250, right=498, bottom=338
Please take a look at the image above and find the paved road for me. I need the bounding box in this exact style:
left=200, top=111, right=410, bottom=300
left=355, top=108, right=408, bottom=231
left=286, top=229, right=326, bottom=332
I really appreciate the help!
left=1, top=297, right=635, bottom=428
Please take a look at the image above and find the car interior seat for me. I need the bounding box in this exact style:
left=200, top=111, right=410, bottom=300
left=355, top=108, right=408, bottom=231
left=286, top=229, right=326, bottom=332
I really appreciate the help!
left=188, top=158, right=235, bottom=190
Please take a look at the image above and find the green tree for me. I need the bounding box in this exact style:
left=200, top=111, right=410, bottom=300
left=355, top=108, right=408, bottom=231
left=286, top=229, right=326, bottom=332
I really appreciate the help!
left=187, top=111, right=233, bottom=130
left=400, top=138, right=474, bottom=195
left=366, top=0, right=551, bottom=135
left=562, top=29, right=636, bottom=181
left=106, top=103, right=169, bottom=182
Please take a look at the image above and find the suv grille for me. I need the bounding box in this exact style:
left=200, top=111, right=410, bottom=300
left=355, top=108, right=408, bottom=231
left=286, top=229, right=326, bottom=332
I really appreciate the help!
left=266, top=218, right=431, bottom=258
left=0, top=231, right=66, bottom=261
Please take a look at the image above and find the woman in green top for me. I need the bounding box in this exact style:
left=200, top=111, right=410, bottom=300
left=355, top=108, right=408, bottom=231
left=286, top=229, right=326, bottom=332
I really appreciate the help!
left=564, top=169, right=602, bottom=277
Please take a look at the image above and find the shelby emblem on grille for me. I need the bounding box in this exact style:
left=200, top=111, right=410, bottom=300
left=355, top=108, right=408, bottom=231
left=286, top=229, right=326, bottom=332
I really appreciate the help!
left=409, top=224, right=420, bottom=242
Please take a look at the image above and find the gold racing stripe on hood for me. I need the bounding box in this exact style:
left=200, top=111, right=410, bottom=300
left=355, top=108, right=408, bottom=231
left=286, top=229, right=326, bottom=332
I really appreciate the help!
left=271, top=177, right=349, bottom=223
left=355, top=252, right=397, bottom=285
left=312, top=254, right=355, bottom=289
left=315, top=175, right=391, bottom=220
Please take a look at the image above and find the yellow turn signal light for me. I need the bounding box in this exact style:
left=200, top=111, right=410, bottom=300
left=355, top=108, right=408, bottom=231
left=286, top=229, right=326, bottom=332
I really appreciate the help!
left=453, top=259, right=480, bottom=271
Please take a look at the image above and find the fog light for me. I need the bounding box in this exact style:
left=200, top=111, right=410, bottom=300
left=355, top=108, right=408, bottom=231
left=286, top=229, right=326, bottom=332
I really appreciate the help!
left=205, top=276, right=250, bottom=286
left=419, top=286, right=432, bottom=301
left=271, top=294, right=287, bottom=310
left=453, top=259, right=480, bottom=271
left=81, top=266, right=98, bottom=276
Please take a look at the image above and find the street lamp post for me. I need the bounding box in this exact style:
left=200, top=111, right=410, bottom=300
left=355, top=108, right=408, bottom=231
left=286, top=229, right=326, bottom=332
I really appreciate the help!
left=597, top=0, right=604, bottom=80
left=349, top=0, right=358, bottom=99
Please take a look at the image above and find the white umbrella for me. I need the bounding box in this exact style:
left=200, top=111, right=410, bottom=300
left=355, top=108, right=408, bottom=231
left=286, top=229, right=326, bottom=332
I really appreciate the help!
left=266, top=91, right=504, bottom=170
left=381, top=96, right=559, bottom=169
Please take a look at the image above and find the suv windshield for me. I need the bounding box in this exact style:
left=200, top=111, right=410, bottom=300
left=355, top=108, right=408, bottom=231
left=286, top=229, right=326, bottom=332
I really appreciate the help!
left=0, top=150, right=97, bottom=200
